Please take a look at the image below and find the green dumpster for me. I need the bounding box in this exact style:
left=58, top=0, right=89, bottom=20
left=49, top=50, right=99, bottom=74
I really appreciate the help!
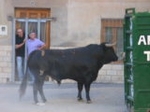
left=124, top=8, right=150, bottom=112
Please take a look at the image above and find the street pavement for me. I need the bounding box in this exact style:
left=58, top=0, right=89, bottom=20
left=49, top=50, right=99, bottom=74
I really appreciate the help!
left=0, top=82, right=127, bottom=112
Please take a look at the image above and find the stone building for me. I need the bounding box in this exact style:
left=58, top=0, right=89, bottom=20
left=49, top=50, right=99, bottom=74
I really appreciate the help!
left=0, top=0, right=150, bottom=83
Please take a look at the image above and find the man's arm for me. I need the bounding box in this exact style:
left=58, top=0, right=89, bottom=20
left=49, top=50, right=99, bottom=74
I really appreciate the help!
left=38, top=44, right=46, bottom=50
left=15, top=39, right=26, bottom=49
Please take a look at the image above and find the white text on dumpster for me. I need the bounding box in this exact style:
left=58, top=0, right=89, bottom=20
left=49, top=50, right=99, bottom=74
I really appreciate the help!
left=138, top=35, right=150, bottom=61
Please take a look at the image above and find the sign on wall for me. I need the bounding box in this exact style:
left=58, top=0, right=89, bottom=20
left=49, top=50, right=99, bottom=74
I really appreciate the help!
left=0, top=25, right=7, bottom=35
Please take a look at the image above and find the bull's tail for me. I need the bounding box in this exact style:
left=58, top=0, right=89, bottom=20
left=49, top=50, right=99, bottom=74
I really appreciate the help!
left=19, top=65, right=28, bottom=100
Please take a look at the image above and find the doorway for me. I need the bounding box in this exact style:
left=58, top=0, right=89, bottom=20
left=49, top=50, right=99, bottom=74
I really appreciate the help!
left=13, top=8, right=51, bottom=82
left=15, top=8, right=51, bottom=48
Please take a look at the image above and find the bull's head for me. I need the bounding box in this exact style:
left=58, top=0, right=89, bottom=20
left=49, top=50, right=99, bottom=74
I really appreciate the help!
left=102, top=42, right=118, bottom=64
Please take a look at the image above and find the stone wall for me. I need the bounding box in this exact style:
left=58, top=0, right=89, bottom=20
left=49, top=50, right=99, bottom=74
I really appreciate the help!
left=97, top=64, right=124, bottom=83
left=0, top=46, right=12, bottom=83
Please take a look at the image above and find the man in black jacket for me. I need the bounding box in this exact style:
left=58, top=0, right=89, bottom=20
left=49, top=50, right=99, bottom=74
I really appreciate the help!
left=15, top=28, right=25, bottom=81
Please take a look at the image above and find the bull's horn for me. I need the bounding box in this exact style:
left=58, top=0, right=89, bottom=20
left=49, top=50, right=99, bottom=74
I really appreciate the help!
left=105, top=42, right=116, bottom=47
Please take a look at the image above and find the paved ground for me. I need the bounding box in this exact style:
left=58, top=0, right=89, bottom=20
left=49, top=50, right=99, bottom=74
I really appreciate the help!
left=0, top=82, right=127, bottom=112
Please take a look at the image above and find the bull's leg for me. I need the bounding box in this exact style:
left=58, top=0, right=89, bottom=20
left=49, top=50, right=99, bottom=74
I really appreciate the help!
left=77, top=82, right=83, bottom=101
left=38, top=76, right=47, bottom=103
left=84, top=83, right=91, bottom=103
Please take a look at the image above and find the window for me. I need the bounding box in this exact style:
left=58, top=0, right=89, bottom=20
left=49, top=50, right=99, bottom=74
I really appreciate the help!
left=101, top=19, right=123, bottom=63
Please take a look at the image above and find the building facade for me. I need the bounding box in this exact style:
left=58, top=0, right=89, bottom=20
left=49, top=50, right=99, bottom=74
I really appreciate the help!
left=0, top=0, right=150, bottom=83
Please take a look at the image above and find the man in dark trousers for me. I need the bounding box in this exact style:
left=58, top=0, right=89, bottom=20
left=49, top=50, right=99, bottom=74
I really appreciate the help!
left=15, top=28, right=25, bottom=81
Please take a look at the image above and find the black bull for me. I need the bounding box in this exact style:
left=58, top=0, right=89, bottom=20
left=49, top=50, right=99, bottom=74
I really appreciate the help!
left=19, top=42, right=118, bottom=104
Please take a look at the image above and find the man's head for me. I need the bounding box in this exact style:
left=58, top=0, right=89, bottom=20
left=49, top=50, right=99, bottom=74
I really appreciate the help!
left=17, top=28, right=23, bottom=37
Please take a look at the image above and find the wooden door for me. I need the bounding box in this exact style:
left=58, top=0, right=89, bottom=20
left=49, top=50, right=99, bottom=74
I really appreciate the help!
left=15, top=8, right=50, bottom=48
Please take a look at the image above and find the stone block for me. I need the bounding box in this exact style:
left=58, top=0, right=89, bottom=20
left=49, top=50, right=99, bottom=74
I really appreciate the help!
left=2, top=68, right=11, bottom=73
left=99, top=75, right=111, bottom=82
left=3, top=57, right=11, bottom=62
left=0, top=62, right=7, bottom=67
left=112, top=65, right=124, bottom=70
left=107, top=70, right=117, bottom=75
left=111, top=75, right=123, bottom=82
left=102, top=65, right=112, bottom=70
left=3, top=46, right=11, bottom=51
left=116, top=70, right=124, bottom=76
left=0, top=51, right=7, bottom=56
left=98, top=70, right=107, bottom=75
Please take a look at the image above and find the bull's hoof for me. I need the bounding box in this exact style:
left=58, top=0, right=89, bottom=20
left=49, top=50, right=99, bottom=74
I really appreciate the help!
left=77, top=97, right=83, bottom=102
left=87, top=100, right=92, bottom=104
left=57, top=80, right=61, bottom=85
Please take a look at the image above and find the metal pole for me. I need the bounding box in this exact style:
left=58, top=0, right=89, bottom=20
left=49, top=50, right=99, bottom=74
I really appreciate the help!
left=24, top=18, right=28, bottom=74
left=37, top=18, right=41, bottom=39
left=47, top=20, right=50, bottom=47
left=11, top=18, right=16, bottom=82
